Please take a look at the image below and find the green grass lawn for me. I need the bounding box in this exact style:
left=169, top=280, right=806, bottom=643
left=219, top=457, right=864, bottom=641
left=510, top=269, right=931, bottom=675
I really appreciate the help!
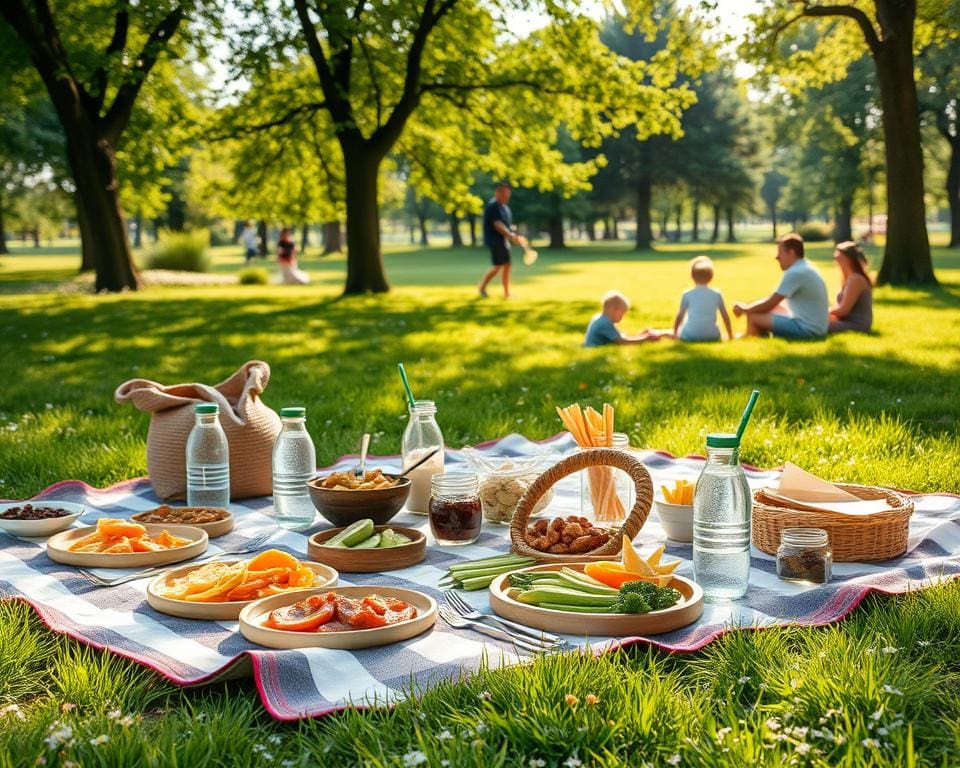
left=1, top=236, right=959, bottom=766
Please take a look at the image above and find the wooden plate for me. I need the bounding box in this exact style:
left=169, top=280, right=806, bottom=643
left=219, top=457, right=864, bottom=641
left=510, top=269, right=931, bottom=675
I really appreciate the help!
left=131, top=507, right=235, bottom=538
left=308, top=526, right=426, bottom=573
left=489, top=563, right=703, bottom=636
left=146, top=561, right=338, bottom=621
left=0, top=501, right=85, bottom=538
left=46, top=523, right=208, bottom=569
left=239, top=586, right=437, bottom=650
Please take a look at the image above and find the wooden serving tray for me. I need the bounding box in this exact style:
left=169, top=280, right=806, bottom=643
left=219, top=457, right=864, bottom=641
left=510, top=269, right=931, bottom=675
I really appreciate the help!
left=146, top=560, right=338, bottom=621
left=308, top=526, right=426, bottom=573
left=489, top=563, right=703, bottom=636
left=46, top=523, right=208, bottom=569
left=238, top=586, right=437, bottom=650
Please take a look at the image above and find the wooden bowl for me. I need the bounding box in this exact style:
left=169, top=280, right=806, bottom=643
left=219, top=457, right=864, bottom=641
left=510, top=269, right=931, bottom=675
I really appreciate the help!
left=46, top=523, right=208, bottom=569
left=308, top=525, right=426, bottom=573
left=131, top=507, right=235, bottom=538
left=146, top=560, right=338, bottom=621
left=489, top=562, right=703, bottom=636
left=306, top=475, right=411, bottom=527
left=239, top=586, right=437, bottom=650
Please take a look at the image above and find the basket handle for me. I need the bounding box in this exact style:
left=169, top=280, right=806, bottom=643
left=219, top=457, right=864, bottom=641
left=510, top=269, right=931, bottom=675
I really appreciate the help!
left=510, top=448, right=653, bottom=560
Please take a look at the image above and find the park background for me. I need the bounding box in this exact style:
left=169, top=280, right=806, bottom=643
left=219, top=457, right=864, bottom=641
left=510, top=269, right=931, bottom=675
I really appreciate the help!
left=2, top=0, right=960, bottom=766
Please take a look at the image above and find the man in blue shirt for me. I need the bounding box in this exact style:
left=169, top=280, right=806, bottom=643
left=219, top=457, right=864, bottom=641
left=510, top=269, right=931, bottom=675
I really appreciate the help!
left=733, top=233, right=829, bottom=339
left=478, top=182, right=527, bottom=298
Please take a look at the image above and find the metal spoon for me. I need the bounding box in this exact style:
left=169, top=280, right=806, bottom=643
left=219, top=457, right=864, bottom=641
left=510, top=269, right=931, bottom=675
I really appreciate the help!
left=355, top=433, right=371, bottom=479
left=399, top=446, right=441, bottom=477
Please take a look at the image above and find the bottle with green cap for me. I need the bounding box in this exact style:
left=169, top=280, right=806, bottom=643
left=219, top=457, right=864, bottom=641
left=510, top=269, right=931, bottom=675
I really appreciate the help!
left=692, top=431, right=753, bottom=602
left=271, top=406, right=317, bottom=530
left=186, top=402, right=230, bottom=508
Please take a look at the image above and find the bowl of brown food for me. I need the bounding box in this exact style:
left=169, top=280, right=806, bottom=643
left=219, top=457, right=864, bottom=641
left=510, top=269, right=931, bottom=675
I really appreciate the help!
left=131, top=505, right=235, bottom=538
left=306, top=469, right=412, bottom=527
left=0, top=501, right=85, bottom=538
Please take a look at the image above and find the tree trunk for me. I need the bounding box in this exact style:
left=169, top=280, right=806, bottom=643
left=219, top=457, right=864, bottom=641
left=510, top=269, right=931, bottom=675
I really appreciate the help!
left=0, top=190, right=7, bottom=254
left=300, top=223, right=310, bottom=253
left=467, top=213, right=477, bottom=247
left=342, top=150, right=389, bottom=293
left=133, top=211, right=143, bottom=248
left=725, top=207, right=736, bottom=242
left=586, top=219, right=596, bottom=241
left=602, top=217, right=612, bottom=240
left=711, top=205, right=721, bottom=243
left=947, top=135, right=960, bottom=248
left=418, top=214, right=429, bottom=246
left=612, top=216, right=619, bottom=239
left=659, top=214, right=668, bottom=239
left=63, top=122, right=139, bottom=291
left=449, top=213, right=463, bottom=246
left=873, top=3, right=934, bottom=283
left=322, top=221, right=342, bottom=254
left=547, top=215, right=565, bottom=249
left=674, top=204, right=682, bottom=242
left=31, top=226, right=40, bottom=247
left=257, top=220, right=268, bottom=257
left=834, top=195, right=854, bottom=242
left=770, top=204, right=777, bottom=241
left=691, top=199, right=700, bottom=241
left=634, top=177, right=653, bottom=249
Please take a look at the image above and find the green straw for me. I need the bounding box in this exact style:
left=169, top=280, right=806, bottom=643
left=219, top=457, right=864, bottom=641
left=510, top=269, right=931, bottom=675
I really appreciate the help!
left=735, top=389, right=761, bottom=442
left=397, top=363, right=416, bottom=410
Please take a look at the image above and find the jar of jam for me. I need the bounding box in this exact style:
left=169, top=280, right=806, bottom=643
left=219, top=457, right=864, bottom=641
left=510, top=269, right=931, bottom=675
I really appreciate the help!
left=429, top=472, right=482, bottom=546
left=777, top=528, right=832, bottom=584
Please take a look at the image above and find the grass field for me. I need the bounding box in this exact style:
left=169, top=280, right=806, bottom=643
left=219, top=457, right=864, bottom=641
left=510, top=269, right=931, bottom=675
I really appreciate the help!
left=1, top=235, right=959, bottom=766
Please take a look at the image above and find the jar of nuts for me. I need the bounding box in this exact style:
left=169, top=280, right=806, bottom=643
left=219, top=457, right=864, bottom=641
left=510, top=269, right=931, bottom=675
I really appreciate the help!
left=462, top=449, right=555, bottom=525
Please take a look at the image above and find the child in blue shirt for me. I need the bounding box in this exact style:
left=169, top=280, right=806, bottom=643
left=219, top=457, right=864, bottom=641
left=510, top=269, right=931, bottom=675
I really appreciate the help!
left=584, top=291, right=660, bottom=347
left=672, top=257, right=733, bottom=342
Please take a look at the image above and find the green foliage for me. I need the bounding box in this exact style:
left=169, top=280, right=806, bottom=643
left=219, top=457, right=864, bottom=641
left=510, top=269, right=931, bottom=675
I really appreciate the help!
left=145, top=230, right=211, bottom=272
left=238, top=266, right=269, bottom=285
left=797, top=222, right=833, bottom=242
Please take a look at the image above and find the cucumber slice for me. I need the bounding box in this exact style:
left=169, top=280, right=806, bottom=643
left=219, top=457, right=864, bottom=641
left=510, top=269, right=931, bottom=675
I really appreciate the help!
left=379, top=529, right=413, bottom=548
left=323, top=519, right=375, bottom=547
left=352, top=533, right=382, bottom=549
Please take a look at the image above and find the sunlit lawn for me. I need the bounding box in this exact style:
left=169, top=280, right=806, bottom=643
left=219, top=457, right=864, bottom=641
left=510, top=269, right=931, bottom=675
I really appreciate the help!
left=1, top=233, right=959, bottom=766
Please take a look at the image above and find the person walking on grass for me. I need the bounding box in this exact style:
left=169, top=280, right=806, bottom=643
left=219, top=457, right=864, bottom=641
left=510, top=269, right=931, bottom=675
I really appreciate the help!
left=478, top=181, right=527, bottom=299
left=241, top=221, right=258, bottom=264
left=733, top=232, right=828, bottom=339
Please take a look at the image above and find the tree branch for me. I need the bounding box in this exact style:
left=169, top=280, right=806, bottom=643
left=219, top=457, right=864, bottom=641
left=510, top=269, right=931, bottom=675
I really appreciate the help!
left=797, top=2, right=881, bottom=54
left=209, top=101, right=328, bottom=141
left=356, top=34, right=382, bottom=128
left=293, top=0, right=352, bottom=127
left=102, top=7, right=184, bottom=143
left=92, top=4, right=130, bottom=112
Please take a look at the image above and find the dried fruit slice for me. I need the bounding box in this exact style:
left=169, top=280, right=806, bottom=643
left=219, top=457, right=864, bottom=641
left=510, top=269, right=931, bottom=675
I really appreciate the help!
left=265, top=593, right=337, bottom=631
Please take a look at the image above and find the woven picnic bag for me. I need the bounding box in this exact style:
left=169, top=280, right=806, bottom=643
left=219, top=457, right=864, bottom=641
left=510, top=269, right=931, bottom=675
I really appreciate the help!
left=114, top=361, right=282, bottom=500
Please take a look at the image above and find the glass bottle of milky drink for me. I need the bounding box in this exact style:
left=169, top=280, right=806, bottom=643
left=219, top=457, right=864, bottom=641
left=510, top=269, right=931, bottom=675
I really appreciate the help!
left=401, top=400, right=445, bottom=514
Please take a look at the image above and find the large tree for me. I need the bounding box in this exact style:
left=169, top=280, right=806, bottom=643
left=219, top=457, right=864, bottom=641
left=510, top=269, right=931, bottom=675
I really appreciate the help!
left=0, top=0, right=208, bottom=291
left=234, top=0, right=693, bottom=293
left=745, top=0, right=955, bottom=284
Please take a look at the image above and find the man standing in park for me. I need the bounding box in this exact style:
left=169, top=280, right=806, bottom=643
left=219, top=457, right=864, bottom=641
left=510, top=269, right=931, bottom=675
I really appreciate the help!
left=478, top=181, right=527, bottom=298
left=733, top=233, right=829, bottom=339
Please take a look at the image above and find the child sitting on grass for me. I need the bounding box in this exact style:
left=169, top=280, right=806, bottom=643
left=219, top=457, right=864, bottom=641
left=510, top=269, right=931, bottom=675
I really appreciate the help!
left=584, top=291, right=660, bottom=347
left=672, top=257, right=732, bottom=342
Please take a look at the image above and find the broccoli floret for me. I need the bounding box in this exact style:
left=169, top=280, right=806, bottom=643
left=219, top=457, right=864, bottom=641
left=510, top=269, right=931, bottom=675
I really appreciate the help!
left=649, top=587, right=681, bottom=610
left=618, top=580, right=658, bottom=598
left=610, top=592, right=652, bottom=614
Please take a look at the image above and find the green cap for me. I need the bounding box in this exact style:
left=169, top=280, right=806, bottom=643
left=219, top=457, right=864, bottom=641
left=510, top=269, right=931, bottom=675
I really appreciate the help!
left=706, top=432, right=740, bottom=448
left=280, top=407, right=306, bottom=418
left=194, top=403, right=219, bottom=415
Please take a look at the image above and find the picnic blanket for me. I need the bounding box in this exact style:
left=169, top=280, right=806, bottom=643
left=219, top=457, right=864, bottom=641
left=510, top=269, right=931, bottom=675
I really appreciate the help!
left=2, top=433, right=959, bottom=721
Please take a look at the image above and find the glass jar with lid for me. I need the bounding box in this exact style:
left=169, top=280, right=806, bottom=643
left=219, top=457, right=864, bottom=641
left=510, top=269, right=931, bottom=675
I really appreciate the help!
left=429, top=472, right=482, bottom=545
left=777, top=528, right=832, bottom=584
left=580, top=432, right=634, bottom=522
left=401, top=399, right=445, bottom=514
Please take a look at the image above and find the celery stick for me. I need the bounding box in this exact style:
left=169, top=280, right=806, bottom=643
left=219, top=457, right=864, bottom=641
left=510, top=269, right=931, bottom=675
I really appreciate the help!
left=540, top=603, right=612, bottom=613
left=460, top=573, right=503, bottom=591
left=447, top=555, right=535, bottom=573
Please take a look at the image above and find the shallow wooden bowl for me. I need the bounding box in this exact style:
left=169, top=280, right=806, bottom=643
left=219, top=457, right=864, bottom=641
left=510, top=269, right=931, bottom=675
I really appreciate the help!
left=489, top=562, right=703, bottom=636
left=308, top=525, right=426, bottom=573
left=146, top=560, right=338, bottom=621
left=0, top=501, right=85, bottom=538
left=306, top=475, right=411, bottom=527
left=239, top=586, right=436, bottom=650
left=131, top=507, right=235, bottom=538
left=46, top=523, right=208, bottom=569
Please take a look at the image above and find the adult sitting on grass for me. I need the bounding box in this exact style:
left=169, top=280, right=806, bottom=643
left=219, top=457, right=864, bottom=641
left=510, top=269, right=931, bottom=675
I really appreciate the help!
left=828, top=240, right=873, bottom=334
left=478, top=181, right=527, bottom=299
left=277, top=227, right=310, bottom=285
left=733, top=233, right=828, bottom=339
left=584, top=291, right=660, bottom=347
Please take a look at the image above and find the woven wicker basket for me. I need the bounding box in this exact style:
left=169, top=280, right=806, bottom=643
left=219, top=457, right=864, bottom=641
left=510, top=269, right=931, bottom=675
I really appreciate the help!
left=752, top=484, right=913, bottom=562
left=510, top=448, right=653, bottom=563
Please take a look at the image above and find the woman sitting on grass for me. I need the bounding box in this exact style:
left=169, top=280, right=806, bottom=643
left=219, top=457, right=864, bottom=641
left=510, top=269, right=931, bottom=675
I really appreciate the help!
left=828, top=241, right=872, bottom=334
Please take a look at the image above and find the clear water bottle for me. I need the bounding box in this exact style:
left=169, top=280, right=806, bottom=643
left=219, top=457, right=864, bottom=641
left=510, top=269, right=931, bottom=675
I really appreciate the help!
left=693, top=432, right=752, bottom=601
left=186, top=403, right=230, bottom=508
left=272, top=406, right=317, bottom=530
left=401, top=400, right=445, bottom=514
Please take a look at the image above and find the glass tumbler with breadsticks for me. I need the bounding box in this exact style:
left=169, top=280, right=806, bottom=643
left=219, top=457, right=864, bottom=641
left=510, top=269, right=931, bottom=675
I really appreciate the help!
left=557, top=403, right=634, bottom=523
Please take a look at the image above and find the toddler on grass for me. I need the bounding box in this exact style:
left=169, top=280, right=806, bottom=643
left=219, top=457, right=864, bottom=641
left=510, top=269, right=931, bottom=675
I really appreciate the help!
left=584, top=291, right=660, bottom=347
left=673, top=257, right=732, bottom=342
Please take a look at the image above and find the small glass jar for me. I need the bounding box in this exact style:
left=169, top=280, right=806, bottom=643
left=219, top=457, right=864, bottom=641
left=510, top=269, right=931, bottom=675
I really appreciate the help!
left=401, top=400, right=445, bottom=514
left=429, top=472, right=482, bottom=546
left=777, top=528, right=832, bottom=584
left=580, top=432, right=633, bottom=522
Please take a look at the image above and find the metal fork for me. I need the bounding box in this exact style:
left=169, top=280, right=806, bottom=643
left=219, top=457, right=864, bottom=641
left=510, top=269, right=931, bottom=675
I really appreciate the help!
left=78, top=529, right=278, bottom=587
left=444, top=590, right=568, bottom=647
left=438, top=607, right=559, bottom=654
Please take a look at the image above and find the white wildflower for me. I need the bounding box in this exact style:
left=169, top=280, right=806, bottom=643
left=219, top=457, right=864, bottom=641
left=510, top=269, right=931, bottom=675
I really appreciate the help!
left=528, top=760, right=546, bottom=768
left=252, top=744, right=267, bottom=753
left=715, top=727, right=732, bottom=743
left=795, top=743, right=811, bottom=755
left=917, top=640, right=931, bottom=647
left=117, top=715, right=134, bottom=727
left=0, top=704, right=24, bottom=721
left=441, top=761, right=450, bottom=767
left=268, top=735, right=282, bottom=745
left=262, top=754, right=273, bottom=762
left=871, top=710, right=884, bottom=721
left=737, top=675, right=751, bottom=684
left=402, top=751, right=428, bottom=767
left=666, top=755, right=681, bottom=766
left=882, top=685, right=903, bottom=696
left=475, top=723, right=486, bottom=734
left=478, top=690, right=493, bottom=701
left=44, top=724, right=74, bottom=750
left=437, top=730, right=453, bottom=741
left=107, top=708, right=122, bottom=720
left=564, top=757, right=582, bottom=768
left=877, top=727, right=889, bottom=736
left=89, top=735, right=109, bottom=746
left=281, top=761, right=296, bottom=768
left=862, top=738, right=880, bottom=748
left=195, top=712, right=207, bottom=721
left=881, top=646, right=899, bottom=655
left=765, top=718, right=781, bottom=732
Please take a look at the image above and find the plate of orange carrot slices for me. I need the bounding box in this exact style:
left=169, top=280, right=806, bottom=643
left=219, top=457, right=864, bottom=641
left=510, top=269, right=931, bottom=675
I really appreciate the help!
left=46, top=518, right=208, bottom=568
